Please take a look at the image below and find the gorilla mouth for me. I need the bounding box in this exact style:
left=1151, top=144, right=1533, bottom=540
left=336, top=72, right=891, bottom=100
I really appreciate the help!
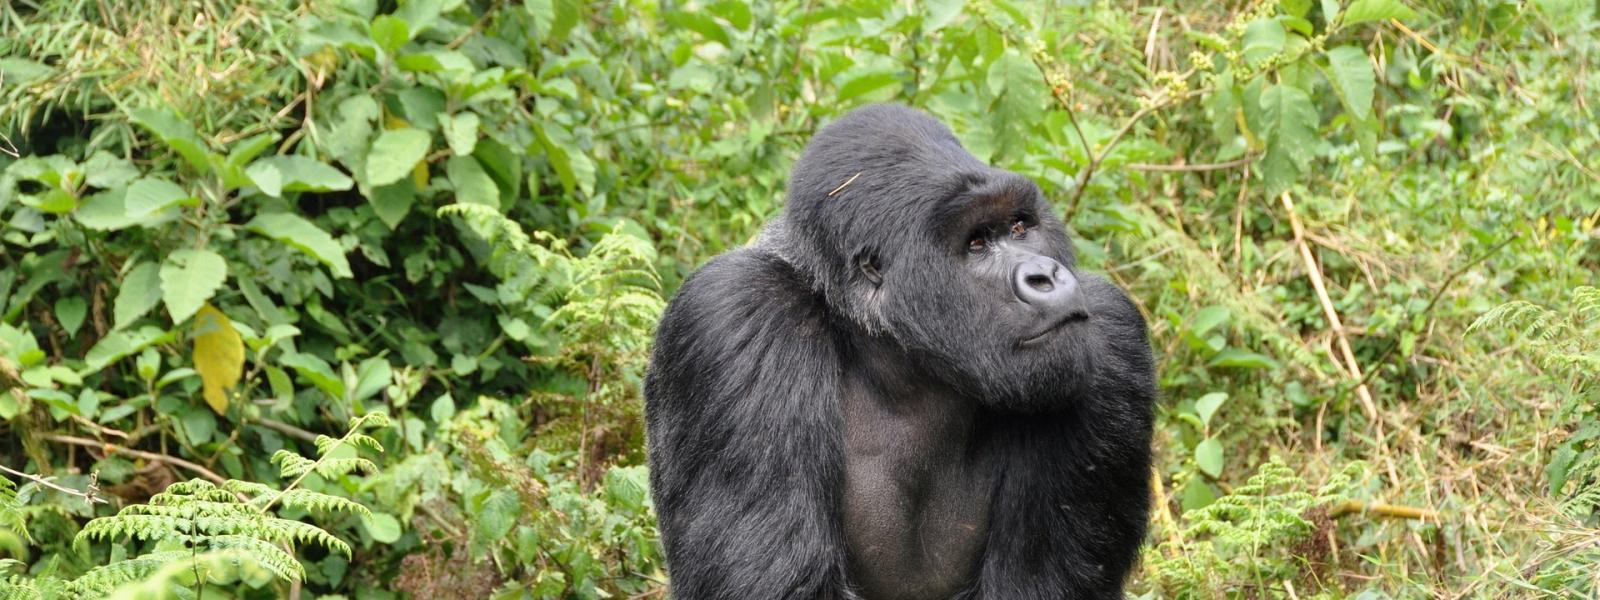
left=1019, top=312, right=1089, bottom=347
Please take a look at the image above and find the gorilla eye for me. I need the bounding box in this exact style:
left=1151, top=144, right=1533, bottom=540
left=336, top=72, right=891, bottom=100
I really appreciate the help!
left=1010, top=220, right=1027, bottom=238
left=968, top=236, right=987, bottom=252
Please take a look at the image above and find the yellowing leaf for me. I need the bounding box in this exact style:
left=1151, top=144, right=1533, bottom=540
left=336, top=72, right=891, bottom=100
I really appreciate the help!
left=413, top=160, right=430, bottom=189
left=193, top=303, right=244, bottom=414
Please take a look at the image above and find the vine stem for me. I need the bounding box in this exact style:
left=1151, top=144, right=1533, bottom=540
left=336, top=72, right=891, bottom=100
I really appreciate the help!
left=45, top=434, right=227, bottom=485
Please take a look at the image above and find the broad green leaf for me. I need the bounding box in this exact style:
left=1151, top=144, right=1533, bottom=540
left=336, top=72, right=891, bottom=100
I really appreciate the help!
left=663, top=10, right=730, bottom=47
left=1250, top=84, right=1318, bottom=193
left=447, top=156, right=501, bottom=209
left=1189, top=306, right=1231, bottom=336
left=1324, top=45, right=1377, bottom=120
left=365, top=128, right=432, bottom=187
left=365, top=180, right=416, bottom=229
left=114, top=262, right=164, bottom=330
left=124, top=177, right=195, bottom=217
left=83, top=152, right=140, bottom=188
left=476, top=489, right=519, bottom=541
left=1322, top=0, right=1342, bottom=21
left=81, top=326, right=176, bottom=375
left=1181, top=479, right=1217, bottom=511
left=1241, top=19, right=1286, bottom=65
left=1207, top=347, right=1284, bottom=369
left=442, top=112, right=481, bottom=156
left=280, top=352, right=346, bottom=400
left=363, top=512, right=403, bottom=544
left=54, top=297, right=87, bottom=338
left=192, top=303, right=244, bottom=414
left=127, top=108, right=213, bottom=173
left=351, top=357, right=392, bottom=403
left=1195, top=438, right=1225, bottom=477
left=160, top=249, right=229, bottom=323
left=532, top=122, right=595, bottom=196
left=178, top=405, right=217, bottom=444
left=0, top=58, right=52, bottom=85
left=473, top=139, right=521, bottom=207
left=924, top=0, right=964, bottom=31
left=246, top=155, right=354, bottom=197
left=370, top=16, right=410, bottom=55
left=1547, top=443, right=1575, bottom=495
left=837, top=69, right=902, bottom=102
left=1342, top=0, right=1417, bottom=25
left=245, top=213, right=354, bottom=278
left=1195, top=392, right=1229, bottom=429
left=1281, top=0, right=1312, bottom=17
left=395, top=0, right=443, bottom=37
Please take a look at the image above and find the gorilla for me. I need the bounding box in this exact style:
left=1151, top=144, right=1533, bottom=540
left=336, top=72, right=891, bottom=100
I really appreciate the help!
left=645, top=104, right=1156, bottom=600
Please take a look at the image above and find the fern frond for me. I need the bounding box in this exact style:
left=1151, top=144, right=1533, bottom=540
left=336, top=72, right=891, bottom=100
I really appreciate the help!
left=271, top=451, right=317, bottom=478
left=203, top=535, right=305, bottom=581
left=65, top=550, right=194, bottom=595
left=262, top=489, right=372, bottom=519
left=312, top=457, right=378, bottom=478
left=76, top=514, right=193, bottom=544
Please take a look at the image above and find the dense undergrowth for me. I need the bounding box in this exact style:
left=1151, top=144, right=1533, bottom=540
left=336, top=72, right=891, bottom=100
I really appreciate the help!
left=0, top=0, right=1596, bottom=598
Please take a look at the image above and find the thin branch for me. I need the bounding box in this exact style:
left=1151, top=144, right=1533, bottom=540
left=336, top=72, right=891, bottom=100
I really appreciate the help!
left=1127, top=154, right=1260, bottom=172
left=1327, top=499, right=1442, bottom=521
left=44, top=434, right=228, bottom=485
left=0, top=463, right=108, bottom=504
left=1280, top=192, right=1381, bottom=430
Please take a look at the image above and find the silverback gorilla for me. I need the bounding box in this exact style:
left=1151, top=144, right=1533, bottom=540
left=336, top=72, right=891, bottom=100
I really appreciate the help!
left=645, top=104, right=1156, bottom=600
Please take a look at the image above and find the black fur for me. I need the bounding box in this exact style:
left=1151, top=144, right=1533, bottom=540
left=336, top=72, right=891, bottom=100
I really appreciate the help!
left=645, top=105, right=1156, bottom=600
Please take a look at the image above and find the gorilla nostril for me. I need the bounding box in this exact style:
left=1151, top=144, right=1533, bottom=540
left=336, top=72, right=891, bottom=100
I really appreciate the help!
left=1025, top=274, right=1054, bottom=292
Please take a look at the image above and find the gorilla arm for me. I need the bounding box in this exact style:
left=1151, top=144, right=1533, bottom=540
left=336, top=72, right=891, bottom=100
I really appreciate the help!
left=645, top=248, right=859, bottom=600
left=960, top=273, right=1158, bottom=600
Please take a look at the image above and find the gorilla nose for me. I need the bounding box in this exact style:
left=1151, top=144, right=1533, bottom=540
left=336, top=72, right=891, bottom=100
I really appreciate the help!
left=1012, top=256, right=1085, bottom=314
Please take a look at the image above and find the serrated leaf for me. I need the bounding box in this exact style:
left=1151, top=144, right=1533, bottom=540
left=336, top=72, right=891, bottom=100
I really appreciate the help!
left=160, top=249, right=228, bottom=323
left=192, top=304, right=244, bottom=414
left=245, top=213, right=353, bottom=278
left=1195, top=438, right=1225, bottom=477
left=124, top=177, right=195, bottom=217
left=1324, top=45, right=1376, bottom=120
left=1251, top=84, right=1319, bottom=193
left=114, top=262, right=162, bottom=331
left=246, top=156, right=354, bottom=197
left=365, top=129, right=432, bottom=187
left=1342, top=0, right=1417, bottom=25
left=1241, top=19, right=1286, bottom=65
left=442, top=112, right=481, bottom=156
left=1195, top=392, right=1228, bottom=429
left=83, top=151, right=140, bottom=189
left=476, top=489, right=519, bottom=541
left=447, top=155, right=501, bottom=209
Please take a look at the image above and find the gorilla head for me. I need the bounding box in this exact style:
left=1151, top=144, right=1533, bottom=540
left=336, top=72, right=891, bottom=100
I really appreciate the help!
left=763, top=105, right=1098, bottom=411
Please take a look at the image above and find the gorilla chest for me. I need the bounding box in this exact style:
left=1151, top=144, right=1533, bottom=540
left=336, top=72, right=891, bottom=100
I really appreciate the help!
left=840, top=385, right=995, bottom=600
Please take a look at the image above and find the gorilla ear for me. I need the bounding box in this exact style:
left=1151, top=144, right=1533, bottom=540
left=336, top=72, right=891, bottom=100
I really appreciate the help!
left=854, top=251, right=884, bottom=287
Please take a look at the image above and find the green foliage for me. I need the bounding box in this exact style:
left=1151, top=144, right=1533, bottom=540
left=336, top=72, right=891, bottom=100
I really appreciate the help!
left=1, top=0, right=1598, bottom=596
left=1149, top=458, right=1366, bottom=598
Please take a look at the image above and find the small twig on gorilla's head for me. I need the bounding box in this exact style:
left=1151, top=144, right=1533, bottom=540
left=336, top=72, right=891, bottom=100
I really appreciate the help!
left=829, top=172, right=862, bottom=196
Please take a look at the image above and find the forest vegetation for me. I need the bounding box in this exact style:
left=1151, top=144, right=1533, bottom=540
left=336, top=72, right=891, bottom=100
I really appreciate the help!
left=0, top=0, right=1598, bottom=598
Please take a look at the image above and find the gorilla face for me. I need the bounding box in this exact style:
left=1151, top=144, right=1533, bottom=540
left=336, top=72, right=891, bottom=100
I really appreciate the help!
left=767, top=105, right=1103, bottom=411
